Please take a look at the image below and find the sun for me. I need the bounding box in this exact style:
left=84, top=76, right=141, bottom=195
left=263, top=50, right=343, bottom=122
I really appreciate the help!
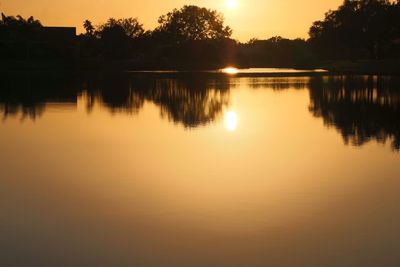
left=226, top=0, right=238, bottom=9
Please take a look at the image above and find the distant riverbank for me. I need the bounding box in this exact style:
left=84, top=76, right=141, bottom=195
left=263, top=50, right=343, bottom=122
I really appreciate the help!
left=318, top=59, right=400, bottom=75
left=2, top=59, right=400, bottom=76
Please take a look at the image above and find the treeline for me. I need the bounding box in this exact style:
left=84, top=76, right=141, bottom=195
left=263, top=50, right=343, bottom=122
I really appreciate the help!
left=77, top=0, right=400, bottom=68
left=78, top=6, right=237, bottom=69
left=0, top=13, right=43, bottom=60
left=1, top=1, right=400, bottom=69
left=0, top=13, right=42, bottom=39
left=309, top=0, right=400, bottom=60
left=78, top=6, right=318, bottom=68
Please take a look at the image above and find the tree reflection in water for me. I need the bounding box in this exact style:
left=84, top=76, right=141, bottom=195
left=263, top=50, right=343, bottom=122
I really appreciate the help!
left=309, top=75, right=400, bottom=150
left=1, top=72, right=400, bottom=150
left=80, top=72, right=231, bottom=127
left=0, top=73, right=77, bottom=121
left=0, top=72, right=231, bottom=128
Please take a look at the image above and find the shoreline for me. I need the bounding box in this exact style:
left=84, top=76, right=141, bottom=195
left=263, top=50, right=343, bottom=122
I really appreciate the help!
left=1, top=59, right=400, bottom=76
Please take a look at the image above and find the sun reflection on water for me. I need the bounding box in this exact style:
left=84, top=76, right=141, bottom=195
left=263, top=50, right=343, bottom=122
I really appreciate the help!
left=222, top=67, right=239, bottom=75
left=225, top=111, right=238, bottom=131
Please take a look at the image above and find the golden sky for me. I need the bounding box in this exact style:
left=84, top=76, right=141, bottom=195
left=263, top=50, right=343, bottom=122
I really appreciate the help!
left=2, top=0, right=343, bottom=41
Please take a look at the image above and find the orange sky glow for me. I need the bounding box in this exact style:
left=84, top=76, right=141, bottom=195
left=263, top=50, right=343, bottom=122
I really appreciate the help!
left=2, top=0, right=343, bottom=41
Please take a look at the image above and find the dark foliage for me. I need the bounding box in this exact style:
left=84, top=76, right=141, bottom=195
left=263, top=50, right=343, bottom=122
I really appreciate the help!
left=154, top=5, right=232, bottom=44
left=78, top=6, right=235, bottom=68
left=238, top=37, right=317, bottom=68
left=2, top=1, right=400, bottom=69
left=309, top=0, right=400, bottom=60
left=0, top=13, right=42, bottom=40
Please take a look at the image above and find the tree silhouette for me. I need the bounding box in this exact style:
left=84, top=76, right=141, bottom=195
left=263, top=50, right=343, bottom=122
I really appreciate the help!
left=79, top=17, right=146, bottom=60
left=0, top=13, right=42, bottom=41
left=83, top=20, right=95, bottom=37
left=99, top=24, right=132, bottom=59
left=3, top=2, right=400, bottom=69
left=154, top=5, right=232, bottom=44
left=238, top=36, right=316, bottom=67
left=97, top=18, right=144, bottom=39
left=309, top=0, right=398, bottom=60
left=0, top=13, right=42, bottom=28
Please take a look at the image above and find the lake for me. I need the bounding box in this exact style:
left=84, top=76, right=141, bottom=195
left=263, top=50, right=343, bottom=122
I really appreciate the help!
left=1, top=71, right=400, bottom=267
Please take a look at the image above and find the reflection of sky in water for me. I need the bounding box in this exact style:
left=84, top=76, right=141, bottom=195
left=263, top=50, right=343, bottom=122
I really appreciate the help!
left=1, top=74, right=400, bottom=267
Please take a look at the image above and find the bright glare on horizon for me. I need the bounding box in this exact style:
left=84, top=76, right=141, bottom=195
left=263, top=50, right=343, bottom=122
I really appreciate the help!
left=226, top=0, right=239, bottom=9
left=225, top=111, right=238, bottom=131
left=222, top=67, right=239, bottom=75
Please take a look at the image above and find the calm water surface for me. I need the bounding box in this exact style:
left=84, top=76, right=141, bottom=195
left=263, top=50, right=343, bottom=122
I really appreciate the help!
left=1, top=72, right=400, bottom=267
